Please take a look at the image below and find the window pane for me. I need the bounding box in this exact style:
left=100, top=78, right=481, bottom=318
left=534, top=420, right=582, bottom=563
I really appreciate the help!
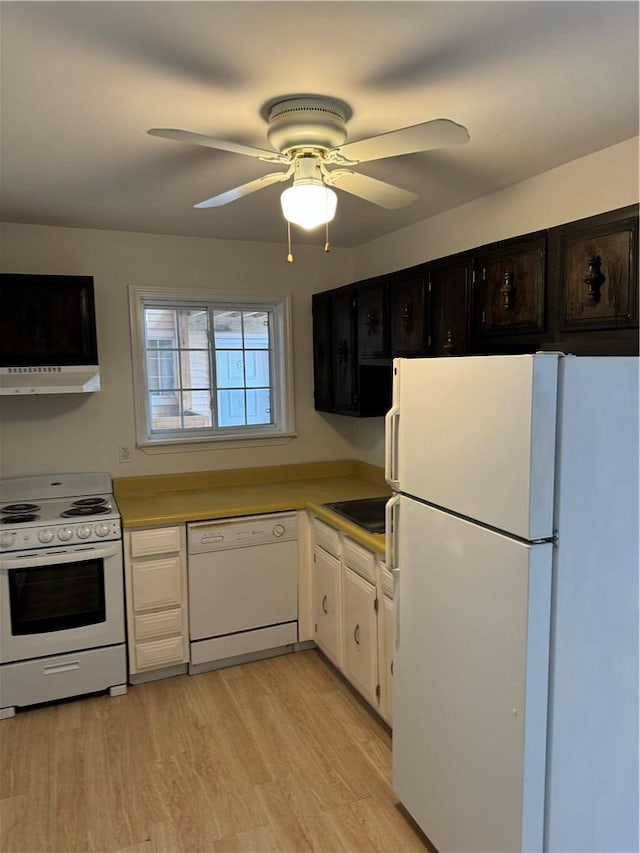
left=244, top=350, right=270, bottom=387
left=217, top=389, right=246, bottom=427
left=181, top=390, right=212, bottom=429
left=178, top=309, right=209, bottom=349
left=243, top=311, right=270, bottom=349
left=246, top=389, right=272, bottom=425
left=213, top=310, right=243, bottom=349
left=146, top=346, right=178, bottom=392
left=215, top=351, right=245, bottom=388
left=145, top=308, right=178, bottom=349
left=180, top=349, right=210, bottom=390
left=150, top=393, right=180, bottom=431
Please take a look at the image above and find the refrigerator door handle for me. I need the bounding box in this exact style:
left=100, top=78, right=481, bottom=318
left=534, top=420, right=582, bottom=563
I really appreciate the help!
left=385, top=404, right=400, bottom=489
left=385, top=494, right=401, bottom=570
left=385, top=494, right=401, bottom=650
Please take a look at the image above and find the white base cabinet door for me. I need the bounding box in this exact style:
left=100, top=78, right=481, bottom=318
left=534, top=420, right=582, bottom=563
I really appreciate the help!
left=379, top=593, right=394, bottom=724
left=313, top=546, right=343, bottom=668
left=342, top=566, right=379, bottom=707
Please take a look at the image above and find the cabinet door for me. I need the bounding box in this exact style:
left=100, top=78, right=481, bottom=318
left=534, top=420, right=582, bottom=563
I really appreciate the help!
left=331, top=288, right=357, bottom=412
left=131, top=556, right=182, bottom=612
left=478, top=235, right=546, bottom=337
left=429, top=256, right=473, bottom=356
left=357, top=279, right=387, bottom=359
left=389, top=270, right=428, bottom=356
left=380, top=594, right=394, bottom=724
left=342, top=567, right=378, bottom=707
left=556, top=210, right=638, bottom=331
left=312, top=291, right=333, bottom=411
left=313, top=546, right=343, bottom=668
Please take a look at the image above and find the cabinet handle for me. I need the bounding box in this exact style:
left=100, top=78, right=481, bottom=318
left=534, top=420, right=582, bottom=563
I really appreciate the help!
left=443, top=330, right=455, bottom=356
left=402, top=301, right=412, bottom=331
left=337, top=340, right=349, bottom=364
left=322, top=595, right=328, bottom=614
left=365, top=309, right=379, bottom=335
left=583, top=255, right=605, bottom=304
left=354, top=624, right=360, bottom=645
left=500, top=271, right=515, bottom=310
left=391, top=660, right=394, bottom=676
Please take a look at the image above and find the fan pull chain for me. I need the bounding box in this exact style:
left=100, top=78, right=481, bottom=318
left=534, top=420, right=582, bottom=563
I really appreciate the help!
left=324, top=221, right=331, bottom=253
left=286, top=221, right=293, bottom=263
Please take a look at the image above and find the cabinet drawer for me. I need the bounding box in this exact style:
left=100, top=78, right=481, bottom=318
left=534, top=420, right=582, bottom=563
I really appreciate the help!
left=314, top=519, right=341, bottom=558
left=134, top=636, right=186, bottom=671
left=130, top=526, right=182, bottom=557
left=134, top=608, right=183, bottom=641
left=343, top=537, right=376, bottom=583
left=379, top=563, right=394, bottom=599
left=131, top=556, right=182, bottom=612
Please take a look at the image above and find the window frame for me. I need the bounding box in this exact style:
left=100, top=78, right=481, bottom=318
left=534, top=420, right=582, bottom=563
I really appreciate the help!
left=129, top=286, right=295, bottom=449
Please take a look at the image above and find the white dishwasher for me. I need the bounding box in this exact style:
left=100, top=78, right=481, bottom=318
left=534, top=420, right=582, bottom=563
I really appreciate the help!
left=187, top=512, right=298, bottom=674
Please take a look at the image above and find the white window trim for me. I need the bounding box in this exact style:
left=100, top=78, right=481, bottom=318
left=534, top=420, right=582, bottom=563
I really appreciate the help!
left=128, top=285, right=296, bottom=449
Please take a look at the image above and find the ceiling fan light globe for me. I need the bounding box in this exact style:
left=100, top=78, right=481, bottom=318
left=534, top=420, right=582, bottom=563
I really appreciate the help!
left=280, top=184, right=337, bottom=230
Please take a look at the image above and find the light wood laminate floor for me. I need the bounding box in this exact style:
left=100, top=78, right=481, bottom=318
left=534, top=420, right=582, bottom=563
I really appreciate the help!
left=0, top=649, right=429, bottom=853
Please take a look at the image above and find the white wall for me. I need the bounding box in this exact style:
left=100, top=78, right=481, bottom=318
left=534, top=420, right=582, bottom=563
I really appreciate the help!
left=349, top=137, right=640, bottom=467
left=0, top=224, right=357, bottom=478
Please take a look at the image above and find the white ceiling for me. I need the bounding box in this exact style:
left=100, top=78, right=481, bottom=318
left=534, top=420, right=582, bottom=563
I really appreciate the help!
left=1, top=1, right=638, bottom=249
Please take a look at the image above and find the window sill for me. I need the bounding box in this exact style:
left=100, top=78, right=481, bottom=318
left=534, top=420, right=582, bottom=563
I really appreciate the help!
left=139, top=433, right=298, bottom=454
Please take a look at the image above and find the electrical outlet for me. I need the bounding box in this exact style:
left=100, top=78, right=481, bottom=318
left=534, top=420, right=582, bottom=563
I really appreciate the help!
left=118, top=445, right=133, bottom=464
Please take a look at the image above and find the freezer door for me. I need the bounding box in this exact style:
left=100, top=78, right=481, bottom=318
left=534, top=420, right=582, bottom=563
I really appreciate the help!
left=392, top=495, right=552, bottom=853
left=391, top=354, right=559, bottom=540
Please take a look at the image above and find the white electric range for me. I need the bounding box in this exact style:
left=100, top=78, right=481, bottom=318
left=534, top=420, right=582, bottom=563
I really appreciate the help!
left=0, top=473, right=127, bottom=718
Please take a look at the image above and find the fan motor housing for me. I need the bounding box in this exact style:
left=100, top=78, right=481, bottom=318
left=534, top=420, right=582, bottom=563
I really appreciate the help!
left=266, top=97, right=348, bottom=154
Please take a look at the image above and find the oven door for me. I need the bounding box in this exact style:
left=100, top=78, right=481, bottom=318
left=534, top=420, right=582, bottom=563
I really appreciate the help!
left=0, top=542, right=125, bottom=663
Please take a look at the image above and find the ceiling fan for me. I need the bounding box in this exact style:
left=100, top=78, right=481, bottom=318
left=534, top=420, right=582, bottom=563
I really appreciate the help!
left=148, top=95, right=469, bottom=253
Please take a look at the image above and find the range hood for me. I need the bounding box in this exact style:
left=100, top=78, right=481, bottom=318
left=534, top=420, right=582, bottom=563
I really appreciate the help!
left=0, top=366, right=101, bottom=395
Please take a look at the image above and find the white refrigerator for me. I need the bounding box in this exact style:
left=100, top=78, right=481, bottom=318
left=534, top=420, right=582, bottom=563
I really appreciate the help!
left=385, top=353, right=638, bottom=853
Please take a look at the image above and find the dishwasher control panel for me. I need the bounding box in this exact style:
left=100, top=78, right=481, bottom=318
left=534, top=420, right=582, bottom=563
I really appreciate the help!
left=187, top=512, right=297, bottom=554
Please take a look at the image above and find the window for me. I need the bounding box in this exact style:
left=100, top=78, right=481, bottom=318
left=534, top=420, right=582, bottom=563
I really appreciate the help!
left=129, top=287, right=294, bottom=446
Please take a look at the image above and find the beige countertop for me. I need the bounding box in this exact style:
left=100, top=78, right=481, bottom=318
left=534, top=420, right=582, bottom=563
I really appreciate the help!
left=114, top=460, right=390, bottom=555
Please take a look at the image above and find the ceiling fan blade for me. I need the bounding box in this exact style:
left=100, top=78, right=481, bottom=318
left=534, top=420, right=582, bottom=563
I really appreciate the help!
left=147, top=128, right=288, bottom=163
left=194, top=169, right=293, bottom=208
left=333, top=118, right=469, bottom=164
left=325, top=170, right=418, bottom=209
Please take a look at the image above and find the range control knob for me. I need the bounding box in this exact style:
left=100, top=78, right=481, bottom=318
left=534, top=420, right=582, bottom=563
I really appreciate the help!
left=0, top=531, right=16, bottom=549
left=95, top=523, right=110, bottom=537
left=57, top=526, right=73, bottom=542
left=77, top=524, right=92, bottom=539
left=38, top=528, right=55, bottom=544
left=272, top=523, right=286, bottom=538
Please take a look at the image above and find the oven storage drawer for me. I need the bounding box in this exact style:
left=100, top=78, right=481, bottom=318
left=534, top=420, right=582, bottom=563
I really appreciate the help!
left=130, top=526, right=182, bottom=557
left=134, top=635, right=186, bottom=671
left=134, top=607, right=183, bottom=641
left=0, top=645, right=126, bottom=711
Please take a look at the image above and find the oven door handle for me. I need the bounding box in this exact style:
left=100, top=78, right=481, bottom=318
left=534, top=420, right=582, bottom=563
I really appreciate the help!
left=0, top=543, right=121, bottom=570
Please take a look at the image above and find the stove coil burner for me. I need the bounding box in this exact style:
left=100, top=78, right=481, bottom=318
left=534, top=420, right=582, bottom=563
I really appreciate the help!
left=1, top=513, right=38, bottom=524
left=72, top=497, right=108, bottom=507
left=61, top=505, right=111, bottom=518
left=2, top=503, right=41, bottom=514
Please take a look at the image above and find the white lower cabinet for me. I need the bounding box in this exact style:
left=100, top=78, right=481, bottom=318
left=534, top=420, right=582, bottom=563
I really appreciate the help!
left=313, top=544, right=343, bottom=668
left=379, top=593, right=394, bottom=724
left=342, top=566, right=379, bottom=707
left=124, top=524, right=189, bottom=681
left=311, top=516, right=394, bottom=724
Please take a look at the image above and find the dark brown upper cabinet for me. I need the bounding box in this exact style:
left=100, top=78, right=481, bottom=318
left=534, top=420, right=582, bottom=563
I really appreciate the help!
left=389, top=267, right=429, bottom=357
left=330, top=286, right=358, bottom=413
left=429, top=255, right=474, bottom=356
left=476, top=233, right=546, bottom=341
left=553, top=206, right=638, bottom=332
left=311, top=291, right=333, bottom=412
left=356, top=278, right=388, bottom=359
